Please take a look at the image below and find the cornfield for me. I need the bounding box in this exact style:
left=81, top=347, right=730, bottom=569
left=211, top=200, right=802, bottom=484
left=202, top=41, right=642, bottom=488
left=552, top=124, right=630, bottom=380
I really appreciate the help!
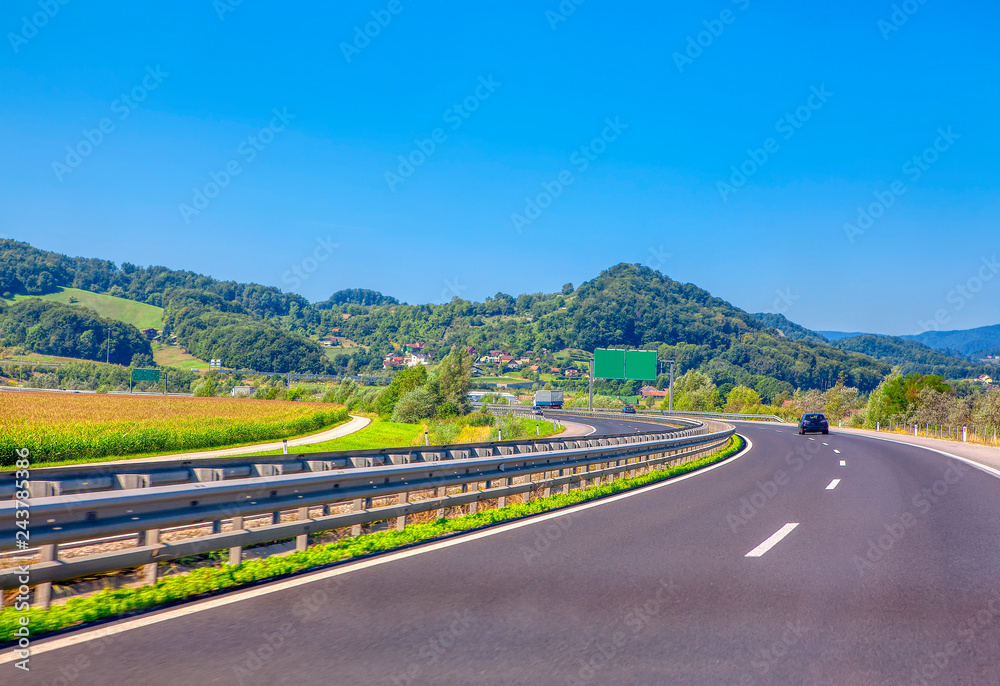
left=0, top=393, right=348, bottom=466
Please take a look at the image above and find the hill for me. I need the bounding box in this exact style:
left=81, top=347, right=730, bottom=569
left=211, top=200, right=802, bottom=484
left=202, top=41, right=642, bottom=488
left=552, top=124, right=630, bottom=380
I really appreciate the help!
left=11, top=287, right=163, bottom=332
left=752, top=313, right=828, bottom=344
left=2, top=240, right=895, bottom=392
left=816, top=330, right=870, bottom=341
left=900, top=324, right=1000, bottom=356
left=831, top=334, right=989, bottom=379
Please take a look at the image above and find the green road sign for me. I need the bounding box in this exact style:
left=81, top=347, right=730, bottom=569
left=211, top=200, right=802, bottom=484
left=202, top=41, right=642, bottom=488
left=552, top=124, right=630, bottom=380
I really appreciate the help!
left=624, top=350, right=658, bottom=380
left=594, top=349, right=625, bottom=379
left=593, top=349, right=658, bottom=381
left=132, top=368, right=161, bottom=382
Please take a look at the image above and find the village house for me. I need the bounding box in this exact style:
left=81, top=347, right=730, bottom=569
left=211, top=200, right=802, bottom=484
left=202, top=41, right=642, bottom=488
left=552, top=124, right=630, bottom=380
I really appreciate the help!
left=639, top=385, right=668, bottom=398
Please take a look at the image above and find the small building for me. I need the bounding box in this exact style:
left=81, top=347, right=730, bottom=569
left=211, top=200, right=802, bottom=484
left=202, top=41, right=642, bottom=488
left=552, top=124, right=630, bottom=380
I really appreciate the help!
left=639, top=385, right=667, bottom=398
left=141, top=328, right=158, bottom=340
left=231, top=386, right=257, bottom=397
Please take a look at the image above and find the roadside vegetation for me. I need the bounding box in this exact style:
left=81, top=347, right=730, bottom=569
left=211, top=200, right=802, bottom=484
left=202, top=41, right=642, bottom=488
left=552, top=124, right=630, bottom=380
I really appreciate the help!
left=0, top=394, right=348, bottom=467
left=0, top=435, right=743, bottom=642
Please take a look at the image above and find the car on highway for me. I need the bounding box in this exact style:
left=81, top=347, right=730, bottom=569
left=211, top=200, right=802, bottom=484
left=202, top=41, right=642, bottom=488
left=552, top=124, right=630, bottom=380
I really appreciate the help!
left=622, top=405, right=636, bottom=414
left=798, top=413, right=829, bottom=435
left=531, top=405, right=543, bottom=415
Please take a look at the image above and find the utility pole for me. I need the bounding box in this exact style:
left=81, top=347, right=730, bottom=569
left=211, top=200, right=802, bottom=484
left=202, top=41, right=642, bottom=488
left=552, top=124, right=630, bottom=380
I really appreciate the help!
left=669, top=360, right=675, bottom=412
left=588, top=359, right=594, bottom=411
left=106, top=327, right=111, bottom=365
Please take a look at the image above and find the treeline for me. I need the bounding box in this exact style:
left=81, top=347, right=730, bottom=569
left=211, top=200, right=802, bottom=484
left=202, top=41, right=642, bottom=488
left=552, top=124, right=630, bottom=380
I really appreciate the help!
left=0, top=300, right=152, bottom=366
left=4, top=360, right=198, bottom=393
left=831, top=334, right=990, bottom=379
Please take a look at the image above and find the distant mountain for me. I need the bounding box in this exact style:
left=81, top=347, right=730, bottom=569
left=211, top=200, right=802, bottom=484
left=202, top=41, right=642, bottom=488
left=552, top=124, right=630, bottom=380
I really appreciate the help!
left=900, top=324, right=1000, bottom=356
left=752, top=313, right=828, bottom=344
left=0, top=240, right=895, bottom=391
left=831, top=334, right=989, bottom=380
left=816, top=330, right=871, bottom=341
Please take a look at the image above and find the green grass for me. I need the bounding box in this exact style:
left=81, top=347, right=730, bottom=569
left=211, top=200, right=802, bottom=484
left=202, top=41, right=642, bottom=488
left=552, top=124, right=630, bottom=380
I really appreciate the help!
left=12, top=287, right=164, bottom=331
left=0, top=435, right=744, bottom=642
left=234, top=417, right=424, bottom=456
left=151, top=343, right=208, bottom=370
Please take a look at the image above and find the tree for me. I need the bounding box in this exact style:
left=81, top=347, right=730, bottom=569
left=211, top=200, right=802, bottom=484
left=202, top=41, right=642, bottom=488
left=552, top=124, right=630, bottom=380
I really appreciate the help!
left=434, top=346, right=473, bottom=414
left=377, top=365, right=428, bottom=417
left=823, top=380, right=860, bottom=420
left=725, top=386, right=761, bottom=413
left=561, top=283, right=574, bottom=295
left=391, top=387, right=438, bottom=423
left=974, top=389, right=1000, bottom=427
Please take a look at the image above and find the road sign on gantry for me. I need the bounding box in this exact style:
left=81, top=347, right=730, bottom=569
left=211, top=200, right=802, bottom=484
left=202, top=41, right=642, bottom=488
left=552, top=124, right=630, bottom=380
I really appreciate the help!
left=624, top=350, right=657, bottom=380
left=132, top=368, right=161, bottom=382
left=594, top=349, right=625, bottom=379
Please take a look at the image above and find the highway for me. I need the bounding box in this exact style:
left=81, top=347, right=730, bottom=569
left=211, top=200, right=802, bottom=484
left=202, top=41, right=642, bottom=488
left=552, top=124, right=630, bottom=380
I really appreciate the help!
left=11, top=419, right=1000, bottom=685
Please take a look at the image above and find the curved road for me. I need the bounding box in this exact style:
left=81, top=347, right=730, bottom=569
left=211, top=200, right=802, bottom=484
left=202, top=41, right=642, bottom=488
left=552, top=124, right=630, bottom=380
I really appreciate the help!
left=9, top=420, right=1000, bottom=684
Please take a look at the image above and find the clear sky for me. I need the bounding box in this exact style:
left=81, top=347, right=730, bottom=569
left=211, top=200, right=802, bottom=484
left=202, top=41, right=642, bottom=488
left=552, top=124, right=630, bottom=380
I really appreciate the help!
left=2, top=0, right=998, bottom=335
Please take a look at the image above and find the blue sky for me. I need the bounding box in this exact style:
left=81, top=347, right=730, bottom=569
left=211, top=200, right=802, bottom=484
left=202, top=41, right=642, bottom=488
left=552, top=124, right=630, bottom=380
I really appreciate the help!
left=2, top=0, right=998, bottom=335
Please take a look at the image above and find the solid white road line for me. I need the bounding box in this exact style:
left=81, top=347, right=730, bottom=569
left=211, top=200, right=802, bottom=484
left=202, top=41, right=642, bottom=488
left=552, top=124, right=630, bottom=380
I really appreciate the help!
left=826, top=479, right=841, bottom=490
left=0, top=436, right=756, bottom=662
left=745, top=523, right=799, bottom=558
left=839, top=460, right=846, bottom=467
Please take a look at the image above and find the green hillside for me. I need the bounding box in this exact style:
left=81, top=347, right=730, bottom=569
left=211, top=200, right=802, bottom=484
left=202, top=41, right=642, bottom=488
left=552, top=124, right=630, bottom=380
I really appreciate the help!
left=11, top=287, right=163, bottom=332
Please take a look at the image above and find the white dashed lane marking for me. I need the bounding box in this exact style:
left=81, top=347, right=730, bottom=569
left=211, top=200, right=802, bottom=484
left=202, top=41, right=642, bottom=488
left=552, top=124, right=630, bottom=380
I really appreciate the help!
left=746, top=523, right=800, bottom=558
left=826, top=479, right=841, bottom=490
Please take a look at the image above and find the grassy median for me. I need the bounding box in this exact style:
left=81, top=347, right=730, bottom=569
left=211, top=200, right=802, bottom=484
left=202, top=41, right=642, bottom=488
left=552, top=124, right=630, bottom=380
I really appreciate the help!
left=0, top=435, right=744, bottom=643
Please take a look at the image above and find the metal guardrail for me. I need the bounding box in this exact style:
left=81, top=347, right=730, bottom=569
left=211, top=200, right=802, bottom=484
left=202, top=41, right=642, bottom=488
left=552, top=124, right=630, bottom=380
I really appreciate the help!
left=0, top=415, right=735, bottom=604
left=0, top=418, right=694, bottom=501
left=478, top=403, right=783, bottom=424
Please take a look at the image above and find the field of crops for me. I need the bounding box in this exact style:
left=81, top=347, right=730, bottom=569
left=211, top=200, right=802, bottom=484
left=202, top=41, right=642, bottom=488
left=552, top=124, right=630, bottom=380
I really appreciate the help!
left=0, top=392, right=348, bottom=466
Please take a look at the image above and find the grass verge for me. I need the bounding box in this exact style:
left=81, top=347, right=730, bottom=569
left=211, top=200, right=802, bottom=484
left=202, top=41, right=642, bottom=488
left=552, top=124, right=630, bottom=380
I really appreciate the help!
left=0, top=434, right=744, bottom=643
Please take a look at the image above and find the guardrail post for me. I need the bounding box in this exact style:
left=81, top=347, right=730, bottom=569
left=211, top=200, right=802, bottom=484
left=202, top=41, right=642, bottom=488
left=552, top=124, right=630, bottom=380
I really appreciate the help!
left=396, top=493, right=408, bottom=531
left=141, top=529, right=160, bottom=585
left=229, top=516, right=244, bottom=565
left=296, top=507, right=310, bottom=551
left=351, top=498, right=364, bottom=537
left=436, top=487, right=446, bottom=519
left=469, top=483, right=479, bottom=514
left=34, top=544, right=56, bottom=610
left=212, top=520, right=222, bottom=535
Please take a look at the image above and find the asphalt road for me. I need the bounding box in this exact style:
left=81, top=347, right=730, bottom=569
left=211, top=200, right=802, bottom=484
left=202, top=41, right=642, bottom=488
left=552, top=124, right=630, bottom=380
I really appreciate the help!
left=10, top=421, right=1000, bottom=685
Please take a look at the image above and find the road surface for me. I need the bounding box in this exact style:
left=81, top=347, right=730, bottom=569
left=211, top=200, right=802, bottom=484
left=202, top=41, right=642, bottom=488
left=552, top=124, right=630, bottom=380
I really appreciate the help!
left=7, top=420, right=1000, bottom=684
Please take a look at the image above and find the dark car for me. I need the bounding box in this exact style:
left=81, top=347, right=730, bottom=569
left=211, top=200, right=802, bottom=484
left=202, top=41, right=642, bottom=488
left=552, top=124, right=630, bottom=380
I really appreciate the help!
left=798, top=413, right=829, bottom=435
left=531, top=405, right=543, bottom=415
left=622, top=405, right=636, bottom=414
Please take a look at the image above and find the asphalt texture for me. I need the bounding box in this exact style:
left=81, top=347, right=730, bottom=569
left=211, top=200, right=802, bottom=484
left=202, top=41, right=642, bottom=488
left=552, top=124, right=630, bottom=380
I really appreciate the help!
left=9, top=421, right=1000, bottom=685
